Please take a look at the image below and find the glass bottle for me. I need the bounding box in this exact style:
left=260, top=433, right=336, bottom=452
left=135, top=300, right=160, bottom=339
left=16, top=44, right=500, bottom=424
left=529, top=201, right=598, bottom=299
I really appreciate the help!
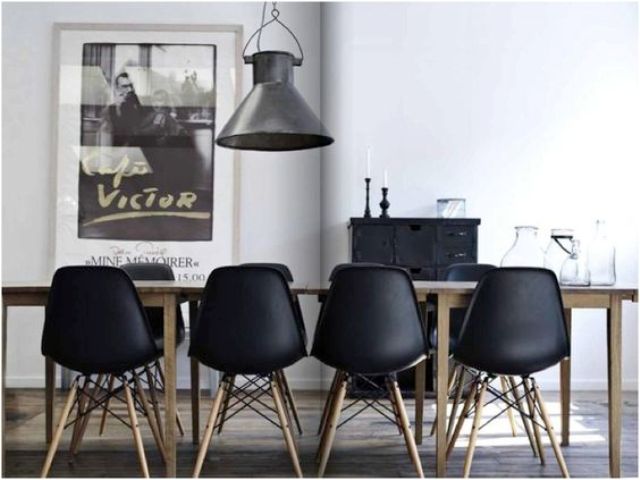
left=501, top=226, right=545, bottom=267
left=588, top=220, right=616, bottom=285
left=544, top=229, right=574, bottom=279
left=560, top=239, right=590, bottom=286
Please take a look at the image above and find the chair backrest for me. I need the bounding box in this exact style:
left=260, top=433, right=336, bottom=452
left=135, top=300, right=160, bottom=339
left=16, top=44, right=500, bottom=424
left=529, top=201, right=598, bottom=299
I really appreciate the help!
left=42, top=266, right=158, bottom=374
left=427, top=263, right=497, bottom=351
left=444, top=263, right=496, bottom=282
left=328, top=262, right=383, bottom=281
left=312, top=265, right=427, bottom=375
left=454, top=267, right=570, bottom=376
left=189, top=266, right=306, bottom=374
left=121, top=262, right=185, bottom=345
left=241, top=263, right=294, bottom=282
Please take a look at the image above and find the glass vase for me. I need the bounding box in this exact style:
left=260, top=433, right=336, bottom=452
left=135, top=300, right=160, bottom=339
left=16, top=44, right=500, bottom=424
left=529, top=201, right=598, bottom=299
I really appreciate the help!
left=501, top=226, right=545, bottom=267
left=588, top=220, right=616, bottom=285
left=544, top=229, right=574, bottom=279
left=560, top=239, right=590, bottom=286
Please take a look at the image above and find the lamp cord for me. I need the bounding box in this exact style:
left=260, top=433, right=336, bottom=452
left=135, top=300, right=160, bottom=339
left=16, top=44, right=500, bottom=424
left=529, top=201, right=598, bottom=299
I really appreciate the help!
left=243, top=1, right=304, bottom=64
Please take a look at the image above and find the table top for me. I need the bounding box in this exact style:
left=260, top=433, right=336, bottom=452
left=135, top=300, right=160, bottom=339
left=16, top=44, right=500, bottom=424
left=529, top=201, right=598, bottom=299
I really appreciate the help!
left=3, top=280, right=638, bottom=300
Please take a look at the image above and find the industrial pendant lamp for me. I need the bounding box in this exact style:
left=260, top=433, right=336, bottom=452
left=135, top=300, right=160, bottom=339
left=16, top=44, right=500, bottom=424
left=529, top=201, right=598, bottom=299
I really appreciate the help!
left=216, top=2, right=334, bottom=151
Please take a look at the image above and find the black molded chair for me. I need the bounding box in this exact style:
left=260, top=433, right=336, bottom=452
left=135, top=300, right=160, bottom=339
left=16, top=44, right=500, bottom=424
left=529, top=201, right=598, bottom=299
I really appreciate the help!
left=212, top=262, right=304, bottom=435
left=447, top=268, right=570, bottom=478
left=40, top=266, right=165, bottom=477
left=112, top=263, right=186, bottom=439
left=190, top=266, right=307, bottom=477
left=427, top=264, right=498, bottom=438
left=312, top=265, right=428, bottom=477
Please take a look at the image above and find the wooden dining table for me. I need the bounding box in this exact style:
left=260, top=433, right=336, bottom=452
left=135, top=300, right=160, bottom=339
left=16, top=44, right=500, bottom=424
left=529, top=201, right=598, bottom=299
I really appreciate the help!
left=2, top=279, right=637, bottom=477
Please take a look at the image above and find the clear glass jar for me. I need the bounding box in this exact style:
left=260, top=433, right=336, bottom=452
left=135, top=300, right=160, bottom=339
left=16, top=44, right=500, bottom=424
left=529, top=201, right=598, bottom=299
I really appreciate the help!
left=501, top=226, right=545, bottom=267
left=560, top=239, right=590, bottom=286
left=544, top=229, right=574, bottom=279
left=588, top=220, right=616, bottom=285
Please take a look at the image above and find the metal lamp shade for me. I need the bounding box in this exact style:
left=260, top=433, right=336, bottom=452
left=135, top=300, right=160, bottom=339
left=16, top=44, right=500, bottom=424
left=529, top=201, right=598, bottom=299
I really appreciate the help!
left=216, top=51, right=334, bottom=151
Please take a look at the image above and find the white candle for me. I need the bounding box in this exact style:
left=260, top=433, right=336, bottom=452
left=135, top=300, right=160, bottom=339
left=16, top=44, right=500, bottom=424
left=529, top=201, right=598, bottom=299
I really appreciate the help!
left=383, top=169, right=388, bottom=188
left=366, top=147, right=371, bottom=178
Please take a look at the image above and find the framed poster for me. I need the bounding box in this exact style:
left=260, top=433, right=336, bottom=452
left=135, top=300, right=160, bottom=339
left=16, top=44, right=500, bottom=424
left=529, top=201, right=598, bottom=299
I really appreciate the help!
left=52, top=23, right=242, bottom=281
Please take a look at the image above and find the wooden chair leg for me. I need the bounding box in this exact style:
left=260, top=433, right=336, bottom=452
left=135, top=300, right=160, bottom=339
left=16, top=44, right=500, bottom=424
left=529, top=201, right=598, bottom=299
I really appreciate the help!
left=193, top=376, right=228, bottom=478
left=216, top=374, right=234, bottom=434
left=317, top=374, right=347, bottom=477
left=532, top=379, right=570, bottom=478
left=271, top=377, right=303, bottom=477
left=500, top=376, right=518, bottom=437
left=447, top=366, right=466, bottom=441
left=447, top=376, right=479, bottom=459
left=124, top=380, right=149, bottom=478
left=524, top=377, right=546, bottom=465
left=133, top=372, right=167, bottom=463
left=275, top=372, right=296, bottom=442
left=462, top=377, right=489, bottom=478
left=40, top=379, right=78, bottom=478
left=278, top=369, right=304, bottom=435
left=70, top=374, right=104, bottom=457
left=430, top=363, right=460, bottom=437
left=316, top=371, right=345, bottom=462
left=508, top=376, right=539, bottom=458
left=68, top=377, right=89, bottom=455
left=145, top=366, right=165, bottom=442
left=385, top=377, right=404, bottom=436
left=317, top=370, right=339, bottom=436
left=98, top=375, right=115, bottom=436
left=389, top=379, right=424, bottom=477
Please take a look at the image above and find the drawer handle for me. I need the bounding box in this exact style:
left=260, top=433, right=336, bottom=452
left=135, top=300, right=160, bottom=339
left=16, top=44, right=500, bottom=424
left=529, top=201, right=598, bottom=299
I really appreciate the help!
left=448, top=252, right=467, bottom=259
left=410, top=268, right=422, bottom=274
left=447, top=231, right=468, bottom=237
left=409, top=225, right=422, bottom=231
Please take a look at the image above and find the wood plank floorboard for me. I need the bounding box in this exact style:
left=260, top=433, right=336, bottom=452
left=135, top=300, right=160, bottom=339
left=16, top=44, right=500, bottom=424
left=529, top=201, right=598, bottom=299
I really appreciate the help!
left=3, top=389, right=637, bottom=477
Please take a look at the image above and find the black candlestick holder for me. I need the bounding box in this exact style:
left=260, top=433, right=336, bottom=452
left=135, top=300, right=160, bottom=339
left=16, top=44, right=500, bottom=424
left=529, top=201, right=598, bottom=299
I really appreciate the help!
left=379, top=187, right=390, bottom=218
left=363, top=178, right=372, bottom=218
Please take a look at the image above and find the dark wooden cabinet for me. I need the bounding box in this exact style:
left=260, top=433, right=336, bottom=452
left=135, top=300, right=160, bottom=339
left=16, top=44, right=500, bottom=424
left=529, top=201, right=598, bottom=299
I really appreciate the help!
left=348, top=217, right=481, bottom=397
left=350, top=218, right=480, bottom=280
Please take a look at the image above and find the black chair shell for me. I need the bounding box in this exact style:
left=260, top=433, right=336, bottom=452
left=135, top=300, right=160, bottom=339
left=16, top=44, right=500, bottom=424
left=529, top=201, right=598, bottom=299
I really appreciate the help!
left=429, top=263, right=497, bottom=351
left=328, top=262, right=384, bottom=281
left=41, top=266, right=159, bottom=375
left=454, top=267, right=570, bottom=376
left=121, top=262, right=186, bottom=349
left=241, top=263, right=294, bottom=282
left=189, top=266, right=307, bottom=375
left=312, top=265, right=428, bottom=375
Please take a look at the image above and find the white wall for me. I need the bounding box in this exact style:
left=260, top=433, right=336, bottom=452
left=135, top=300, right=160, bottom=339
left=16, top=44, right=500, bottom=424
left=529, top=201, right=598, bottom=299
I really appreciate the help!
left=3, top=2, right=638, bottom=392
left=321, top=2, right=639, bottom=390
left=2, top=1, right=324, bottom=390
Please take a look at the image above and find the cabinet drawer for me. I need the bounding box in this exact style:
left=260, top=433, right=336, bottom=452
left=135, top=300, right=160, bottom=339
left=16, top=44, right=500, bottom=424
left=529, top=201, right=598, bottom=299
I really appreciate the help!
left=438, top=225, right=475, bottom=244
left=352, top=225, right=395, bottom=264
left=395, top=224, right=436, bottom=267
left=437, top=244, right=476, bottom=265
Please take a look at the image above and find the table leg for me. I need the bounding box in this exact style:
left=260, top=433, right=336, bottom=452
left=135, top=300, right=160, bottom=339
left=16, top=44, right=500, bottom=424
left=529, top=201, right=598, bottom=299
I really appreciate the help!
left=45, top=357, right=54, bottom=444
left=2, top=304, right=7, bottom=476
left=560, top=308, right=572, bottom=446
left=436, top=294, right=450, bottom=477
left=414, top=301, right=428, bottom=445
left=607, top=295, right=622, bottom=478
left=189, top=301, right=200, bottom=445
left=163, top=294, right=177, bottom=477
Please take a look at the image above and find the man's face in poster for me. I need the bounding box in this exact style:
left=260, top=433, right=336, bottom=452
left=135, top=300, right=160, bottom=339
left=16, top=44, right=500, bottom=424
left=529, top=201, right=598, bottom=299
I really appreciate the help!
left=114, top=74, right=137, bottom=109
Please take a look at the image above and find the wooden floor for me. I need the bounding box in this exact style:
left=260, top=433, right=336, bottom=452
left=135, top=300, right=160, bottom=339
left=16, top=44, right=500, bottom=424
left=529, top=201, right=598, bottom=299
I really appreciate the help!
left=3, top=388, right=638, bottom=477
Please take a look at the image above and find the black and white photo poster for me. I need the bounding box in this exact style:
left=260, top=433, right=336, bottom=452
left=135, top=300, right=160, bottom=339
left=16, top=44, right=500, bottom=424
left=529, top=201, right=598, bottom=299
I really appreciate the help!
left=54, top=25, right=240, bottom=279
left=78, top=43, right=216, bottom=241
